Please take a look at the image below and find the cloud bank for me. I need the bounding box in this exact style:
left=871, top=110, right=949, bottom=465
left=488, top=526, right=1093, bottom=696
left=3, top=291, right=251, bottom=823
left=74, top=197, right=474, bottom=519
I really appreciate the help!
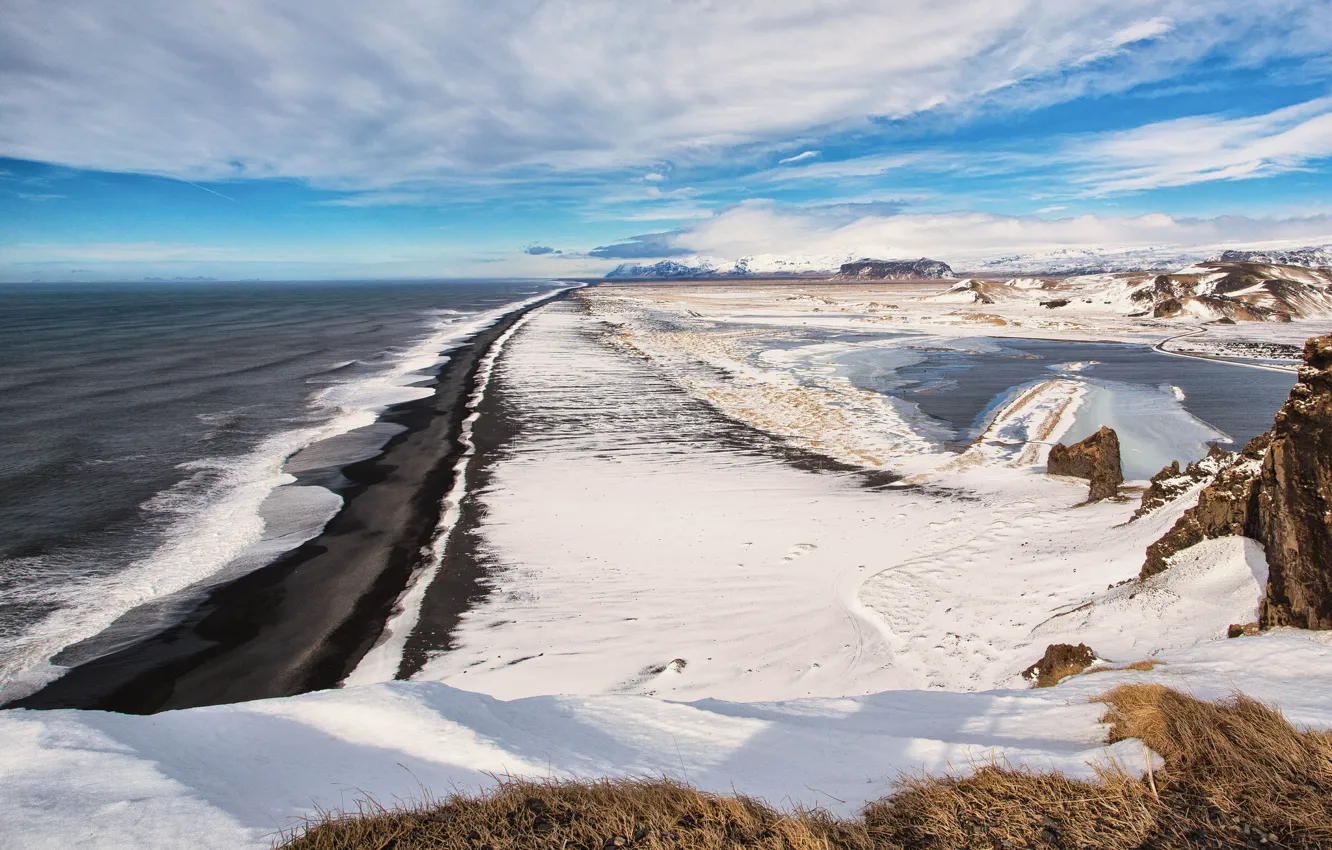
left=2, top=0, right=1328, bottom=187
left=628, top=201, right=1332, bottom=265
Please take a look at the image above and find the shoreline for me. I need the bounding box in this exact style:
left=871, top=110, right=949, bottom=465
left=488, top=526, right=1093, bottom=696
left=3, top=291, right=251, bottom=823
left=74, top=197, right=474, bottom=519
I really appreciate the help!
left=1153, top=323, right=1298, bottom=373
left=12, top=291, right=571, bottom=714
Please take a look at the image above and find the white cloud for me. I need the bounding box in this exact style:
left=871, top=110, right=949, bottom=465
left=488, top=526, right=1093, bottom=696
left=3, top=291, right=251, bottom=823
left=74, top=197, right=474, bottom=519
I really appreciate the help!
left=758, top=153, right=924, bottom=182
left=1070, top=97, right=1332, bottom=193
left=315, top=191, right=440, bottom=207
left=778, top=150, right=820, bottom=164
left=1, top=1, right=1326, bottom=187
left=659, top=200, right=1332, bottom=264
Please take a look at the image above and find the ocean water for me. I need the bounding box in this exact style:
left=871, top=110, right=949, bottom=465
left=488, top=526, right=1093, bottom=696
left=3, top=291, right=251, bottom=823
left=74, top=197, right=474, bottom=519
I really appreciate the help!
left=0, top=279, right=561, bottom=698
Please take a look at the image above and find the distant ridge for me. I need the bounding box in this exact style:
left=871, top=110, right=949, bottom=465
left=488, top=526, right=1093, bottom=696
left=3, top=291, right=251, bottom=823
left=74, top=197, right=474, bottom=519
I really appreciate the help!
left=1213, top=247, right=1332, bottom=268
left=833, top=257, right=953, bottom=280
left=604, top=254, right=855, bottom=279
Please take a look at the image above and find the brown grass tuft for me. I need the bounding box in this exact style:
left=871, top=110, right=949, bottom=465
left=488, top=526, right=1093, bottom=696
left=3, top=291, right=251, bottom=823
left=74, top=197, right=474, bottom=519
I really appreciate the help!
left=1032, top=660, right=1096, bottom=687
left=1097, top=683, right=1332, bottom=848
left=278, top=777, right=871, bottom=850
left=277, top=685, right=1332, bottom=850
left=1079, top=658, right=1166, bottom=677
left=863, top=763, right=1156, bottom=849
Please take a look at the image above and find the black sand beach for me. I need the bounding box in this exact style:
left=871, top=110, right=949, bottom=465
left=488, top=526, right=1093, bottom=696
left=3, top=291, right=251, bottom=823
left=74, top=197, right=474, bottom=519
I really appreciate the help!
left=13, top=292, right=569, bottom=714
left=12, top=288, right=904, bottom=714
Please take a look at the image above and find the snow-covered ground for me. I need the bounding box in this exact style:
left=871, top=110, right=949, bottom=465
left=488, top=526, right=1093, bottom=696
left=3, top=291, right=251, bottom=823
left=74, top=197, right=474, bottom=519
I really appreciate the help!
left=409, top=298, right=1276, bottom=699
left=4, top=632, right=1330, bottom=849
left=5, top=281, right=1332, bottom=848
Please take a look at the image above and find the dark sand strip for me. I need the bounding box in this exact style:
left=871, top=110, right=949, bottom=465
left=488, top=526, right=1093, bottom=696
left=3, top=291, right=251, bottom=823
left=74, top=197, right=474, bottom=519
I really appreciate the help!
left=14, top=292, right=569, bottom=714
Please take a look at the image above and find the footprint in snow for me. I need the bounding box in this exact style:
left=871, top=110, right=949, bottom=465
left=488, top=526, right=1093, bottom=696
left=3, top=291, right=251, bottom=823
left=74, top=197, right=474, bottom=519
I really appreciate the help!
left=782, top=543, right=818, bottom=562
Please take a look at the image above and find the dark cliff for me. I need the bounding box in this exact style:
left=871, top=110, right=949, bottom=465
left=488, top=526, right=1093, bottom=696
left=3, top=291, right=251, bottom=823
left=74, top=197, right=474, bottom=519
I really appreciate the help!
left=834, top=258, right=953, bottom=280
left=1253, top=335, right=1332, bottom=629
left=1139, top=335, right=1332, bottom=630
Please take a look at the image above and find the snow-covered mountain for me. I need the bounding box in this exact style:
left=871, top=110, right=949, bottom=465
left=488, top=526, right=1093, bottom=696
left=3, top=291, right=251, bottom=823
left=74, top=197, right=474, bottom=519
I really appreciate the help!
left=963, top=246, right=1208, bottom=275
left=605, top=254, right=855, bottom=279
left=605, top=245, right=1332, bottom=281
left=1212, top=246, right=1332, bottom=268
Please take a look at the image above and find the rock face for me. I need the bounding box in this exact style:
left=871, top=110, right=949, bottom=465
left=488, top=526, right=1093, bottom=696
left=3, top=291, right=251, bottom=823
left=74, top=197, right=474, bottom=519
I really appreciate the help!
left=1047, top=426, right=1124, bottom=501
left=1139, top=443, right=1264, bottom=578
left=1134, top=443, right=1238, bottom=520
left=835, top=258, right=953, bottom=280
left=1138, top=335, right=1332, bottom=630
left=1137, top=434, right=1269, bottom=577
left=1022, top=643, right=1097, bottom=688
left=1253, top=336, right=1332, bottom=629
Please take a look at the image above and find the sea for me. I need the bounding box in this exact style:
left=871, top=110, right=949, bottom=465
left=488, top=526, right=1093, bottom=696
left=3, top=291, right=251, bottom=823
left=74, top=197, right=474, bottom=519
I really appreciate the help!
left=0, top=278, right=562, bottom=701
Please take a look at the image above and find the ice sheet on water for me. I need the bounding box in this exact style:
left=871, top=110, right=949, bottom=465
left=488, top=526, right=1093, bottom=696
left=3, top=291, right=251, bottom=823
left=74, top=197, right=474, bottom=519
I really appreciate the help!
left=1060, top=379, right=1226, bottom=480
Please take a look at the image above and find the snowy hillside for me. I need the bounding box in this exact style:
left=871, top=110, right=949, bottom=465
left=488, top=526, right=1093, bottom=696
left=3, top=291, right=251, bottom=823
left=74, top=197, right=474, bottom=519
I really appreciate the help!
left=1213, top=246, right=1332, bottom=267
left=929, top=261, right=1332, bottom=322
left=963, top=246, right=1207, bottom=275
left=4, top=632, right=1330, bottom=849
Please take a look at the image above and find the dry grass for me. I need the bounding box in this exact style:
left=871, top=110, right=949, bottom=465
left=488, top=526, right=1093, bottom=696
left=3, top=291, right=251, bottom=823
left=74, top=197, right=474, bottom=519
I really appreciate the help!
left=278, top=685, right=1332, bottom=850
left=862, top=764, right=1156, bottom=849
left=1031, top=660, right=1095, bottom=688
left=1079, top=659, right=1166, bottom=677
left=277, top=779, right=869, bottom=850
left=1097, top=683, right=1332, bottom=848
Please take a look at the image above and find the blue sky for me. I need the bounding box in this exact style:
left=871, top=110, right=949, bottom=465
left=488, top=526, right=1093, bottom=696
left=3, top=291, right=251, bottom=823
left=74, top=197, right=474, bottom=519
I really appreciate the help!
left=3, top=0, right=1332, bottom=280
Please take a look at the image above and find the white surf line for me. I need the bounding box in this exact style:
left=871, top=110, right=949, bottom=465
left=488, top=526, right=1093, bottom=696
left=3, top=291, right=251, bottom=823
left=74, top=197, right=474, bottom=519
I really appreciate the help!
left=345, top=291, right=572, bottom=686
left=1153, top=324, right=1296, bottom=374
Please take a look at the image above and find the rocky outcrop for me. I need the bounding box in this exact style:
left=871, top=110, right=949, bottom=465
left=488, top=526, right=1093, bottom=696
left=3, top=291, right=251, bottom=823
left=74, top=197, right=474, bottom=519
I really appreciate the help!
left=835, top=258, right=953, bottom=280
left=1138, top=432, right=1269, bottom=578
left=1022, top=643, right=1096, bottom=688
left=1140, top=459, right=1261, bottom=579
left=1133, top=443, right=1235, bottom=520
left=1138, top=336, right=1332, bottom=629
left=1253, top=336, right=1332, bottom=629
left=1047, top=426, right=1123, bottom=501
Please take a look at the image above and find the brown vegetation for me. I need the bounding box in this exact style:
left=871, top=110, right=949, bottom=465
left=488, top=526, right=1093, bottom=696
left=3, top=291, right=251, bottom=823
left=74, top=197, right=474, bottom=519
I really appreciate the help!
left=277, top=685, right=1332, bottom=850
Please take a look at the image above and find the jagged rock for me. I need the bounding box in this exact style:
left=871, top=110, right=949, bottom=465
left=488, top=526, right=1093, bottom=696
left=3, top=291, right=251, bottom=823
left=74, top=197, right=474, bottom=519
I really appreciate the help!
left=1253, top=335, right=1332, bottom=629
left=1138, top=434, right=1271, bottom=577
left=1135, top=444, right=1231, bottom=520
left=834, top=258, right=954, bottom=280
left=1138, top=335, right=1332, bottom=631
left=1137, top=435, right=1269, bottom=519
left=1047, top=426, right=1124, bottom=501
left=1153, top=296, right=1184, bottom=318
left=1022, top=643, right=1096, bottom=688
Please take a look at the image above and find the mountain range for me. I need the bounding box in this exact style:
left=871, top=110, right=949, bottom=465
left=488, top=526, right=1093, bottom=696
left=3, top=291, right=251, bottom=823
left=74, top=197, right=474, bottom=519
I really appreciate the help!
left=604, top=245, right=1332, bottom=280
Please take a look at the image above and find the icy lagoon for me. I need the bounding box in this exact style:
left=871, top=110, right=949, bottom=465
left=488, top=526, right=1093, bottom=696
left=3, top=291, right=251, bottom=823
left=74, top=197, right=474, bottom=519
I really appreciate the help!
left=754, top=331, right=1296, bottom=480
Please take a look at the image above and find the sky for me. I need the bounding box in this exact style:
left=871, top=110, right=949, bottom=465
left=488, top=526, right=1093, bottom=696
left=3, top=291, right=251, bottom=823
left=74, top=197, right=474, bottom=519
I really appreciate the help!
left=3, top=0, right=1332, bottom=280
